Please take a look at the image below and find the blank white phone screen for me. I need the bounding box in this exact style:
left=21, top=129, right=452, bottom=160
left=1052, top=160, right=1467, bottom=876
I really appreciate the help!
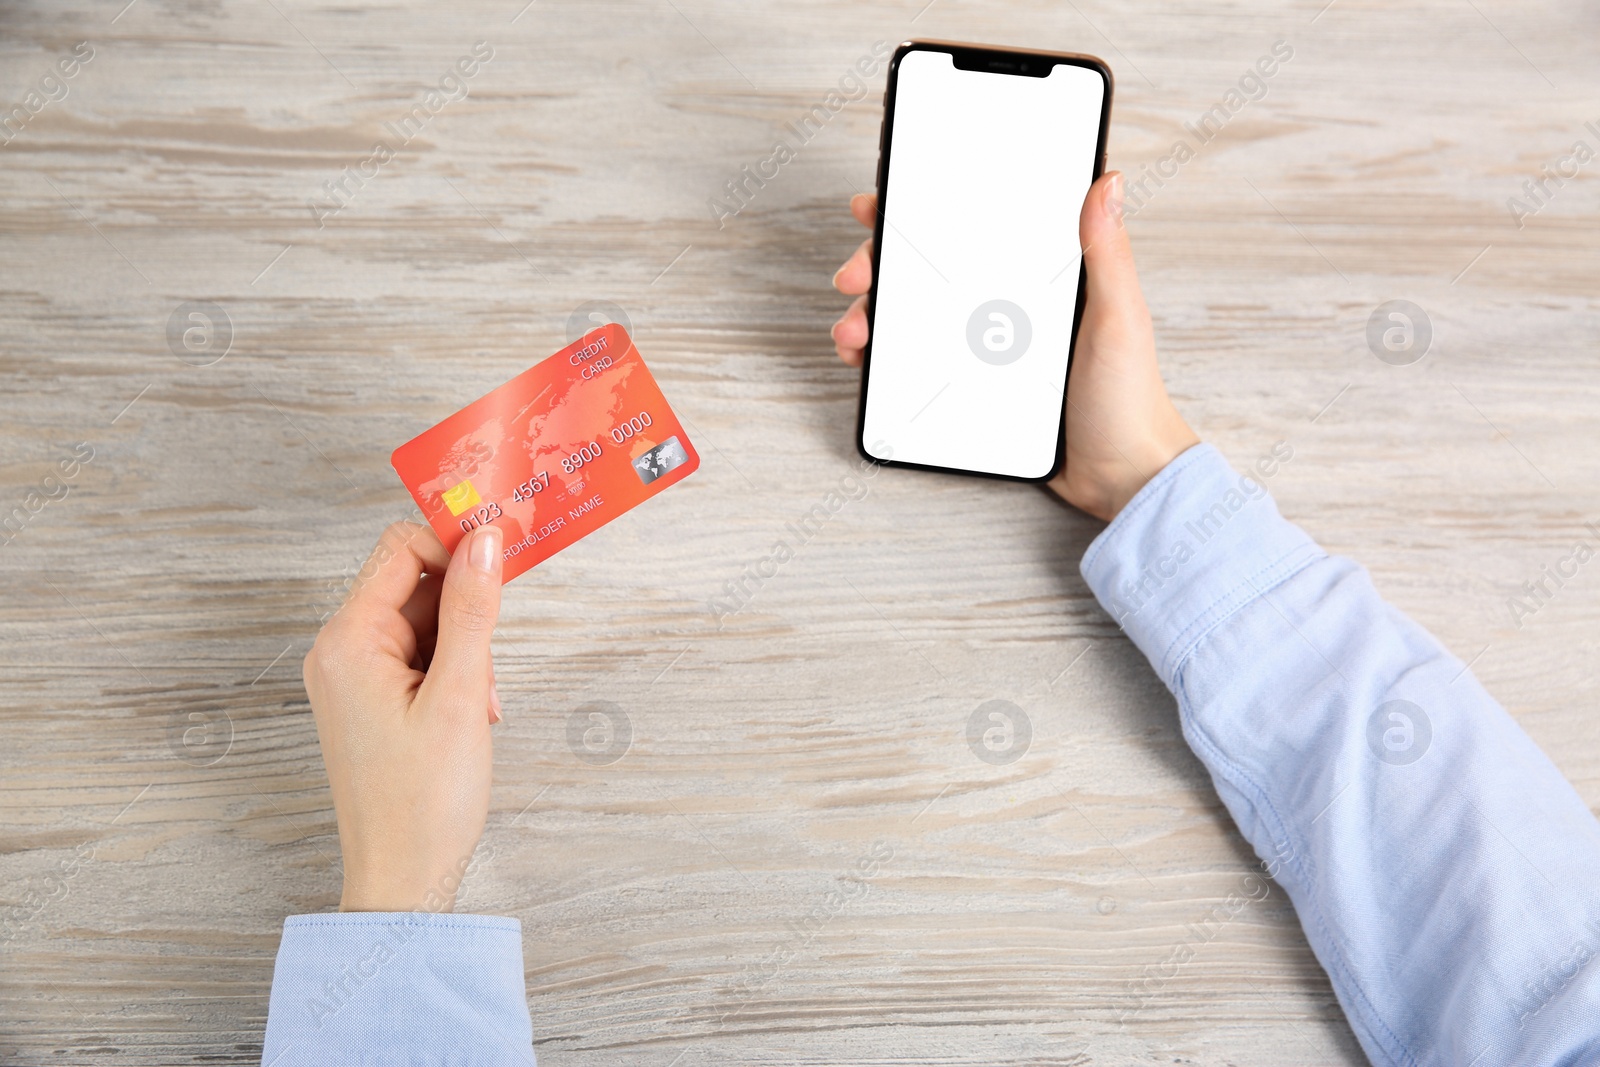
left=862, top=50, right=1105, bottom=479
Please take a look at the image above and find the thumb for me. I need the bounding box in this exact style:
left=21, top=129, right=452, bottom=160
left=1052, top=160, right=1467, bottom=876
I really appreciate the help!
left=421, top=525, right=503, bottom=716
left=1078, top=172, right=1147, bottom=326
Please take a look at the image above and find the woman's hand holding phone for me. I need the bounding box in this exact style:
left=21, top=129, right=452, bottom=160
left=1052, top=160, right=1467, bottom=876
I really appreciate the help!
left=832, top=172, right=1198, bottom=522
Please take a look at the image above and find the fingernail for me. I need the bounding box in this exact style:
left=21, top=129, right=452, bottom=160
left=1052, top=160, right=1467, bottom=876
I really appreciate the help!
left=489, top=682, right=503, bottom=724
left=1105, top=173, right=1124, bottom=221
left=831, top=264, right=846, bottom=288
left=470, top=525, right=502, bottom=572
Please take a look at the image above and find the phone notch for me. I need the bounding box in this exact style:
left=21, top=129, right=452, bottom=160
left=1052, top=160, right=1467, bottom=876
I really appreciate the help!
left=950, top=49, right=1053, bottom=78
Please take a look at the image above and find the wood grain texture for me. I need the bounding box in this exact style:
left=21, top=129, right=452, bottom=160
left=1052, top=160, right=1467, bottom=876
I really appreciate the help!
left=2, top=0, right=1597, bottom=1063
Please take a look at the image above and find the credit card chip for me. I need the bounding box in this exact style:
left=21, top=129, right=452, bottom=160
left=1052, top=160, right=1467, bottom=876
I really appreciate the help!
left=441, top=479, right=482, bottom=515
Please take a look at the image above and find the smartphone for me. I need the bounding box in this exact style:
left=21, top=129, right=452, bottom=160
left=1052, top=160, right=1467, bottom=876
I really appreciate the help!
left=856, top=41, right=1112, bottom=481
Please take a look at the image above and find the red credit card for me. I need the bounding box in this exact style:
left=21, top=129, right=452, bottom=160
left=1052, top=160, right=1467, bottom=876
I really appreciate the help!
left=391, top=324, right=699, bottom=583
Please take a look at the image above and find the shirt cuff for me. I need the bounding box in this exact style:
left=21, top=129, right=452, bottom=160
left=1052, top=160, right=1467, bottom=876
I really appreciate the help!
left=261, top=912, right=534, bottom=1067
left=1079, top=442, right=1326, bottom=688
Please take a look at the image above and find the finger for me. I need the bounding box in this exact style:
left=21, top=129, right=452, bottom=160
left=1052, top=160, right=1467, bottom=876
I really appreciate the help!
left=488, top=665, right=502, bottom=725
left=850, top=193, right=877, bottom=229
left=333, top=523, right=451, bottom=669
left=1078, top=172, right=1147, bottom=324
left=832, top=236, right=873, bottom=295
left=399, top=571, right=445, bottom=670
left=342, top=521, right=451, bottom=624
left=831, top=293, right=869, bottom=367
left=419, top=525, right=503, bottom=718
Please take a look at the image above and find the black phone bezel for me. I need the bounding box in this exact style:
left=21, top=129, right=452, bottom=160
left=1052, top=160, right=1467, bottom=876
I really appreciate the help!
left=854, top=39, right=1114, bottom=483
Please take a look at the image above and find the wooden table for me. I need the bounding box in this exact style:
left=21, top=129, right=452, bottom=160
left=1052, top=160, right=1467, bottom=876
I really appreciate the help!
left=3, top=1, right=1596, bottom=1063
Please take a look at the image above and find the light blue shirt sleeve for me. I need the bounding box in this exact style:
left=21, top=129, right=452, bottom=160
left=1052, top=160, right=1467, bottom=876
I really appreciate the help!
left=261, top=912, right=535, bottom=1066
left=1081, top=443, right=1600, bottom=1066
left=261, top=443, right=1599, bottom=1066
